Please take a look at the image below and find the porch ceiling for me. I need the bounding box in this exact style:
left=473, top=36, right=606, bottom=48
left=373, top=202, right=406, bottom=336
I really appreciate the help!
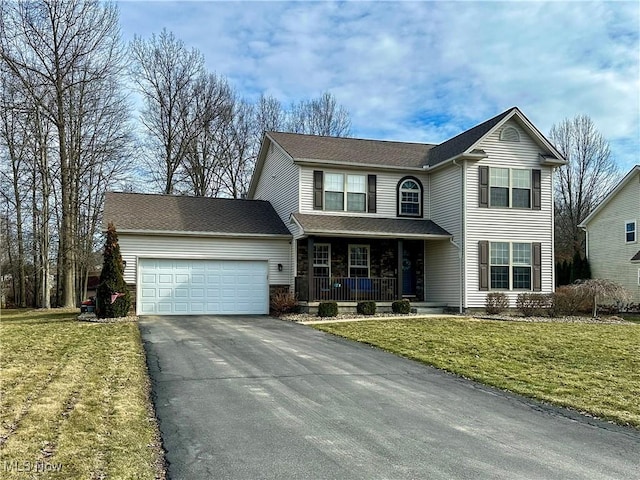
left=292, top=213, right=452, bottom=239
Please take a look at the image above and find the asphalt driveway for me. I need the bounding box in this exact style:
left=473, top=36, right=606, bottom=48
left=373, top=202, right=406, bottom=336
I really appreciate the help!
left=139, top=315, right=639, bottom=480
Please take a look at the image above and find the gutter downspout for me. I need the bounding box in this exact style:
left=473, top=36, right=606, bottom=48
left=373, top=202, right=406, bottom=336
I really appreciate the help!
left=452, top=159, right=465, bottom=314
left=449, top=238, right=463, bottom=314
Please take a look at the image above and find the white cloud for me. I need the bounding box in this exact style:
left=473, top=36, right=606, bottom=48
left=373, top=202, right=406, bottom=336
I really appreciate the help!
left=118, top=0, right=639, bottom=168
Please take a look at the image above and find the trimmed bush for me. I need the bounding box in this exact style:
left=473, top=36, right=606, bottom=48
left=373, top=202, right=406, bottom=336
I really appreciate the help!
left=96, top=222, right=132, bottom=318
left=356, top=301, right=376, bottom=316
left=270, top=289, right=297, bottom=316
left=392, top=299, right=411, bottom=314
left=516, top=293, right=551, bottom=317
left=318, top=302, right=338, bottom=318
left=485, top=292, right=509, bottom=315
left=549, top=286, right=592, bottom=317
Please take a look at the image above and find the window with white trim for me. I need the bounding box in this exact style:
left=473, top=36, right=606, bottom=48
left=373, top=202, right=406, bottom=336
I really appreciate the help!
left=348, top=245, right=370, bottom=277
left=490, top=242, right=532, bottom=290
left=313, top=244, right=330, bottom=277
left=399, top=178, right=421, bottom=216
left=637, top=268, right=640, bottom=286
left=625, top=220, right=636, bottom=243
left=324, top=173, right=366, bottom=212
left=489, top=167, right=532, bottom=208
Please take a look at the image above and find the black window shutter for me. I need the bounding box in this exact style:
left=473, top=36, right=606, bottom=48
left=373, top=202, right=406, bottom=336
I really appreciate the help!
left=532, top=242, right=542, bottom=291
left=313, top=170, right=323, bottom=210
left=367, top=174, right=377, bottom=213
left=479, top=241, right=489, bottom=291
left=532, top=169, right=541, bottom=210
left=479, top=166, right=489, bottom=208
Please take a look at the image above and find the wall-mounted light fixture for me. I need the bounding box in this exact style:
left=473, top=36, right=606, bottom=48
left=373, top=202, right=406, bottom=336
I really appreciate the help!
left=277, top=263, right=283, bottom=272
left=122, top=260, right=127, bottom=270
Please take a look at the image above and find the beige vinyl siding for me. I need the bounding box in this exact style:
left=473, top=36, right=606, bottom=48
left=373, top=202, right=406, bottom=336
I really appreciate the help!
left=299, top=166, right=430, bottom=218
left=253, top=143, right=299, bottom=227
left=586, top=171, right=640, bottom=302
left=118, top=234, right=292, bottom=287
left=465, top=120, right=555, bottom=307
left=425, top=166, right=462, bottom=306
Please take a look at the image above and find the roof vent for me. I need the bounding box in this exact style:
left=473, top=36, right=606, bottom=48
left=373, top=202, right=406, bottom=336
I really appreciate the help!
left=499, top=126, right=520, bottom=142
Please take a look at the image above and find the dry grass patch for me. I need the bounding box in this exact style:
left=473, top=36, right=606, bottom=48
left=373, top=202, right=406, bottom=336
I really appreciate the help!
left=314, top=317, right=640, bottom=427
left=0, top=309, right=164, bottom=479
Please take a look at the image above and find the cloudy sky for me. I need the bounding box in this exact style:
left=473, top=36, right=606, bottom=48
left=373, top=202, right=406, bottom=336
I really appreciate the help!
left=118, top=1, right=640, bottom=171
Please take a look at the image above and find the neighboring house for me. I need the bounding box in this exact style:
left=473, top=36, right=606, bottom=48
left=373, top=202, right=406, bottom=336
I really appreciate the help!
left=579, top=165, right=640, bottom=303
left=104, top=107, right=566, bottom=316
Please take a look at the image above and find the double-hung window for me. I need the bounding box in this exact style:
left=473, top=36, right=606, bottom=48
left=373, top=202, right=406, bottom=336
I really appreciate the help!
left=324, top=173, right=366, bottom=212
left=490, top=168, right=510, bottom=207
left=325, top=173, right=345, bottom=211
left=488, top=168, right=532, bottom=208
left=625, top=220, right=636, bottom=243
left=313, top=244, right=330, bottom=277
left=512, top=170, right=532, bottom=208
left=490, top=242, right=532, bottom=290
left=346, top=175, right=366, bottom=212
left=348, top=245, right=370, bottom=277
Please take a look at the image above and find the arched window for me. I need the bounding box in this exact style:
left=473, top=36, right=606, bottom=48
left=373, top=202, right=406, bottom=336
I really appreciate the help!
left=397, top=177, right=423, bottom=217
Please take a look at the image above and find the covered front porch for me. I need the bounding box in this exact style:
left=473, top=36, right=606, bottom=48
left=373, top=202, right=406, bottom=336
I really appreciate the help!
left=295, top=237, right=425, bottom=302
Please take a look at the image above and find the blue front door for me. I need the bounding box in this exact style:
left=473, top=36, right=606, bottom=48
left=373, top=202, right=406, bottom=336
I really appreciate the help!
left=402, top=249, right=415, bottom=296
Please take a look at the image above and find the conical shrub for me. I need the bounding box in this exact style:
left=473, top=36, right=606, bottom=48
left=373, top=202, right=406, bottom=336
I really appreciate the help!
left=96, top=222, right=131, bottom=318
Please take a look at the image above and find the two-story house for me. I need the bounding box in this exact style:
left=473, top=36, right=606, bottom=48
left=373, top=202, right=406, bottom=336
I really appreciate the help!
left=579, top=165, right=640, bottom=303
left=103, top=107, right=565, bottom=316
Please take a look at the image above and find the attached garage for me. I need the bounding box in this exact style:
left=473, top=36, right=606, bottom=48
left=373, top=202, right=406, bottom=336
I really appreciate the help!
left=138, top=259, right=269, bottom=315
left=103, top=192, right=292, bottom=316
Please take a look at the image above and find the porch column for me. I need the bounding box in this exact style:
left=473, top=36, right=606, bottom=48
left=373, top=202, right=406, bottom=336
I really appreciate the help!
left=397, top=239, right=403, bottom=300
left=307, top=236, right=314, bottom=302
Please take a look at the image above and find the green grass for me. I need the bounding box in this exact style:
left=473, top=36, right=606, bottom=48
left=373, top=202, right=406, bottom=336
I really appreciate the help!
left=314, top=317, right=640, bottom=427
left=0, top=309, right=164, bottom=479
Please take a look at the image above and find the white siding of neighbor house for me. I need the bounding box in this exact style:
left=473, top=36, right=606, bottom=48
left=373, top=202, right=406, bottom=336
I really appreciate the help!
left=299, top=166, right=430, bottom=219
left=586, top=171, right=640, bottom=302
left=253, top=142, right=299, bottom=228
left=465, top=120, right=556, bottom=308
left=118, top=234, right=292, bottom=288
left=425, top=166, right=463, bottom=306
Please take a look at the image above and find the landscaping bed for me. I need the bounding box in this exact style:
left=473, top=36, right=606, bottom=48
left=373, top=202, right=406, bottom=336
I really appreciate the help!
left=0, top=309, right=165, bottom=479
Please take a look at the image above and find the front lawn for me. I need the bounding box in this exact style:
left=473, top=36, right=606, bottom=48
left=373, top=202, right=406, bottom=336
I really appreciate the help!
left=314, top=317, right=640, bottom=427
left=0, top=309, right=164, bottom=479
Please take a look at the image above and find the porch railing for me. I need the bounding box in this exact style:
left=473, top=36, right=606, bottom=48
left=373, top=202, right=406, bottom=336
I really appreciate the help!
left=295, top=276, right=397, bottom=302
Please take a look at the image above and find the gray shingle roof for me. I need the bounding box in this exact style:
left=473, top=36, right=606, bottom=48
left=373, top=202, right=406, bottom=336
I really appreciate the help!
left=292, top=213, right=451, bottom=238
left=268, top=131, right=433, bottom=168
left=631, top=251, right=640, bottom=262
left=103, top=192, right=291, bottom=236
left=426, top=107, right=517, bottom=166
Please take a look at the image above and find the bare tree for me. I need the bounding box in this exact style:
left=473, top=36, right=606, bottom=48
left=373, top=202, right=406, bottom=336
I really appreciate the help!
left=130, top=29, right=205, bottom=194
left=549, top=115, right=619, bottom=259
left=286, top=91, right=351, bottom=136
left=1, top=0, right=130, bottom=307
left=182, top=73, right=234, bottom=197
left=0, top=74, right=29, bottom=307
left=574, top=279, right=631, bottom=317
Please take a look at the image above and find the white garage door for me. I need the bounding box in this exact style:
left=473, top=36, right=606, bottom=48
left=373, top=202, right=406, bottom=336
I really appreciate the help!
left=138, top=259, right=269, bottom=315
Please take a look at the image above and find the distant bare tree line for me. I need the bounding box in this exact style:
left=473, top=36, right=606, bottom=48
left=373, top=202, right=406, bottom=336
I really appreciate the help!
left=0, top=1, right=351, bottom=307
left=130, top=29, right=351, bottom=196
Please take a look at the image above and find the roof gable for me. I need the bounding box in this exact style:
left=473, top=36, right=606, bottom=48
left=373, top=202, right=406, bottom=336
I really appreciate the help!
left=103, top=192, right=291, bottom=236
left=579, top=165, right=640, bottom=227
left=427, top=107, right=565, bottom=167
